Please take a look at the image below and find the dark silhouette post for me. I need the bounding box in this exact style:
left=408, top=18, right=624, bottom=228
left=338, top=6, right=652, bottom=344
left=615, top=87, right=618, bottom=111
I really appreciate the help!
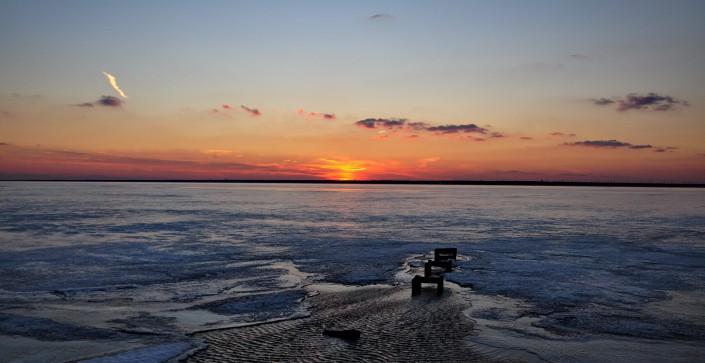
left=412, top=275, right=444, bottom=295
left=411, top=248, right=457, bottom=296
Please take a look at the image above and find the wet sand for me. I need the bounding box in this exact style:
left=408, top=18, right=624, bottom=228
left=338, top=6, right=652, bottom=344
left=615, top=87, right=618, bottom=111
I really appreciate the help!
left=186, top=284, right=493, bottom=362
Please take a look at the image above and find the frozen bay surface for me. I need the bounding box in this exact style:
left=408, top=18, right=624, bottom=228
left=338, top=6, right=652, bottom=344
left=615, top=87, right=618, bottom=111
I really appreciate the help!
left=1, top=182, right=704, bottom=362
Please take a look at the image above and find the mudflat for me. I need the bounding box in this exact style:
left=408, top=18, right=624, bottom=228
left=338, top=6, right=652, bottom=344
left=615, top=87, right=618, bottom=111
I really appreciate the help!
left=187, top=284, right=490, bottom=362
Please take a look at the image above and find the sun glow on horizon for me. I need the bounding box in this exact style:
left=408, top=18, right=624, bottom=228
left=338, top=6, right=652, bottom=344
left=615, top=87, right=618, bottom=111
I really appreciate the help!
left=314, top=158, right=368, bottom=181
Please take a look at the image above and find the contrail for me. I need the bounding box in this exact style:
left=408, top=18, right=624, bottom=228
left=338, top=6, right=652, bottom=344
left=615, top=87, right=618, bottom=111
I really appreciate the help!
left=102, top=71, right=128, bottom=99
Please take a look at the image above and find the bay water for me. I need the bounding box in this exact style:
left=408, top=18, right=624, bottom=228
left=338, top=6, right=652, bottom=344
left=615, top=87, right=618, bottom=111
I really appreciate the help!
left=1, top=182, right=704, bottom=362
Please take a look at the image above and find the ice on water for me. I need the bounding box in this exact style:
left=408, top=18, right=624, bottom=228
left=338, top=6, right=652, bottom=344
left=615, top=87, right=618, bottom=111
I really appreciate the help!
left=1, top=182, right=704, bottom=362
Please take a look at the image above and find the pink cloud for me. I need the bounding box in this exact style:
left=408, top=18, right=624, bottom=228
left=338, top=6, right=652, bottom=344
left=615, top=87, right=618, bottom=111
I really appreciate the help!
left=296, top=108, right=337, bottom=120
left=241, top=105, right=261, bottom=116
left=550, top=132, right=576, bottom=137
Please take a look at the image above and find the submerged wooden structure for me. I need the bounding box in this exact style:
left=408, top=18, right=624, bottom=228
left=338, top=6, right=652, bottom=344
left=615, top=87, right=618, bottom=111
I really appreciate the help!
left=412, top=248, right=457, bottom=296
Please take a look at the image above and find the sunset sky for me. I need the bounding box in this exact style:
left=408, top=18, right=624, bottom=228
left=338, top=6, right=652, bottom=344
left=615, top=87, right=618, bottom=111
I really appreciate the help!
left=1, top=0, right=704, bottom=182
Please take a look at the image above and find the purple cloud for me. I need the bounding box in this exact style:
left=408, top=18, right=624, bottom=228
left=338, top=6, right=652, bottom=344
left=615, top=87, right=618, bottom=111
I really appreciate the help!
left=97, top=95, right=122, bottom=107
left=355, top=118, right=505, bottom=139
left=426, top=124, right=488, bottom=134
left=618, top=93, right=682, bottom=111
left=77, top=95, right=122, bottom=107
left=241, top=105, right=261, bottom=116
left=566, top=139, right=653, bottom=150
left=591, top=93, right=689, bottom=111
left=654, top=147, right=677, bottom=153
left=355, top=118, right=408, bottom=130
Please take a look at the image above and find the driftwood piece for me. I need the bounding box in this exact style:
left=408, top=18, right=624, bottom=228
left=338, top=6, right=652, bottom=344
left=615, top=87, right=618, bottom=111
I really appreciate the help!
left=323, top=329, right=361, bottom=341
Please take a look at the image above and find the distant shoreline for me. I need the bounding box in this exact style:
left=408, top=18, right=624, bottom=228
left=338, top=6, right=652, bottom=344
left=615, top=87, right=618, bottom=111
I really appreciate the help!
left=3, top=179, right=704, bottom=188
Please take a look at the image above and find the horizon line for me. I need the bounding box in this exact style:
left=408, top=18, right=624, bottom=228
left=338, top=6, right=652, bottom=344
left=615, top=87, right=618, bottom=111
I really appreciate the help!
left=2, top=179, right=703, bottom=188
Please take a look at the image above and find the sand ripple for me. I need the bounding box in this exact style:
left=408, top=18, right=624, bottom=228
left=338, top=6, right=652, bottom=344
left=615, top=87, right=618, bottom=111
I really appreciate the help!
left=186, top=285, right=491, bottom=362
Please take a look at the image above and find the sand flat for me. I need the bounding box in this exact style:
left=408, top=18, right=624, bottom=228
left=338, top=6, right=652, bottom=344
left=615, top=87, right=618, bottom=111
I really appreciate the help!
left=187, top=284, right=491, bottom=362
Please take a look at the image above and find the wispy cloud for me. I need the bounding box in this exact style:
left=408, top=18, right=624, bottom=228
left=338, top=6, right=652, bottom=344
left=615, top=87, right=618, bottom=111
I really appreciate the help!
left=549, top=132, right=576, bottom=137
left=591, top=93, right=690, bottom=111
left=492, top=169, right=540, bottom=176
left=418, top=157, right=440, bottom=168
left=565, top=139, right=653, bottom=150
left=296, top=109, right=336, bottom=120
left=369, top=13, right=393, bottom=20
left=10, top=92, right=42, bottom=99
left=355, top=118, right=408, bottom=130
left=427, top=124, right=488, bottom=134
left=590, top=98, right=614, bottom=106
left=241, top=105, right=261, bottom=116
left=205, top=149, right=243, bottom=157
left=560, top=172, right=589, bottom=177
left=0, top=145, right=327, bottom=180
left=102, top=71, right=128, bottom=99
left=209, top=104, right=236, bottom=114
left=355, top=117, right=504, bottom=140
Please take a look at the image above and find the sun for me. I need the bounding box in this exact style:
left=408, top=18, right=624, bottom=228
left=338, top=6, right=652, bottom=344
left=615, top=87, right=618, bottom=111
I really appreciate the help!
left=314, top=158, right=368, bottom=181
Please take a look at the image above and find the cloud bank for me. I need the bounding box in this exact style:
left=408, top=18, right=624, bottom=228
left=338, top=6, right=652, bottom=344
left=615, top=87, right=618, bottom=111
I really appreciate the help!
left=565, top=139, right=653, bottom=150
left=355, top=118, right=409, bottom=130
left=426, top=124, right=487, bottom=134
left=355, top=117, right=501, bottom=139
